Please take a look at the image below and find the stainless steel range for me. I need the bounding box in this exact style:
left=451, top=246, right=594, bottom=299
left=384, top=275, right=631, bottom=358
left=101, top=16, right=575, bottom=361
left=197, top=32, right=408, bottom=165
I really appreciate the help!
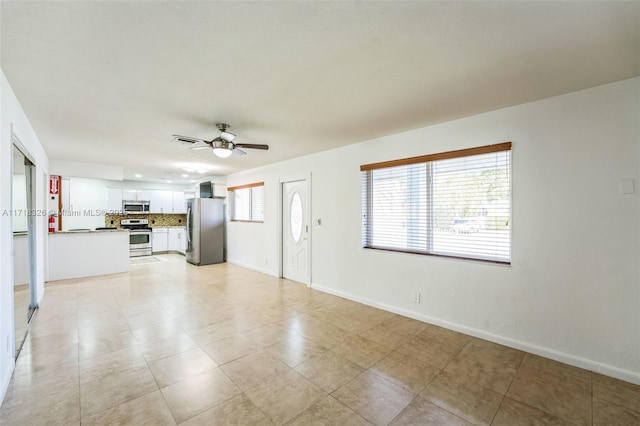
left=121, top=219, right=152, bottom=257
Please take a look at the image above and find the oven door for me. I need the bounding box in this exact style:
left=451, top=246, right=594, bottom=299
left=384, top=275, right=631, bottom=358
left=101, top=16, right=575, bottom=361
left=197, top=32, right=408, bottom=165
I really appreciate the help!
left=129, top=230, right=152, bottom=257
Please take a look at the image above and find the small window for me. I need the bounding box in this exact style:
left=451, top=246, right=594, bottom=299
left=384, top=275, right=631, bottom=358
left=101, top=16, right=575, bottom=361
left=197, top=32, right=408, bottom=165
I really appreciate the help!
left=361, top=143, right=511, bottom=264
left=228, top=182, right=264, bottom=222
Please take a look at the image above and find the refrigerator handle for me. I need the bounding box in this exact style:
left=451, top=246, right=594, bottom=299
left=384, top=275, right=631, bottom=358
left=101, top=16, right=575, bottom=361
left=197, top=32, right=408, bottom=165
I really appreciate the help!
left=186, top=206, right=192, bottom=246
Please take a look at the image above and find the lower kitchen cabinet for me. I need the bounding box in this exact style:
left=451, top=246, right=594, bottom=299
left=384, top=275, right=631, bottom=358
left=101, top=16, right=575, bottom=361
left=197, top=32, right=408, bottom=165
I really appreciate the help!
left=154, top=227, right=186, bottom=255
left=168, top=227, right=186, bottom=255
left=152, top=228, right=168, bottom=253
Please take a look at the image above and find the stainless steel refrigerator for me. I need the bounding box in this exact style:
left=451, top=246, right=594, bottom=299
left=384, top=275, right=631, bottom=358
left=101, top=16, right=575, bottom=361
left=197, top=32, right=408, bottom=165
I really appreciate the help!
left=185, top=198, right=225, bottom=265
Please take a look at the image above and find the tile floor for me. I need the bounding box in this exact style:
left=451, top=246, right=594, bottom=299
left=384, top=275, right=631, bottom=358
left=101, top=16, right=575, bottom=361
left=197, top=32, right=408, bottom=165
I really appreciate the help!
left=1, top=254, right=639, bottom=425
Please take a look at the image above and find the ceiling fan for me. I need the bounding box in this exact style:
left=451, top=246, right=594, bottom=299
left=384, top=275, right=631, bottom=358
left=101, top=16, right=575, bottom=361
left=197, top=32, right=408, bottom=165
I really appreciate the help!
left=173, top=123, right=269, bottom=158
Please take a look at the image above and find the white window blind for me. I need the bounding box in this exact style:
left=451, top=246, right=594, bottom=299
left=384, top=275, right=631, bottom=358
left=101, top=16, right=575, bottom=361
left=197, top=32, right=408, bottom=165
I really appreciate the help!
left=361, top=143, right=511, bottom=264
left=228, top=182, right=264, bottom=222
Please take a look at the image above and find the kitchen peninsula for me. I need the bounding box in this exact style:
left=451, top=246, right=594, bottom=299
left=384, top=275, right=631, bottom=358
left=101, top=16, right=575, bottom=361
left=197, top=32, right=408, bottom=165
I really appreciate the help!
left=48, top=229, right=129, bottom=281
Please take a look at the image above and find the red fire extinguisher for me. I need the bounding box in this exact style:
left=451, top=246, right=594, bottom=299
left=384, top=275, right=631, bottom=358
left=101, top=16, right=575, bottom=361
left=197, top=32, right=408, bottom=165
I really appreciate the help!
left=48, top=215, right=56, bottom=233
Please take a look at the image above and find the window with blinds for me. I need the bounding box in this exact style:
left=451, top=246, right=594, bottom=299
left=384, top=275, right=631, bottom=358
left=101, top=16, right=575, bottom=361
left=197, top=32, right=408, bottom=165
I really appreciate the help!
left=228, top=182, right=265, bottom=222
left=361, top=143, right=511, bottom=264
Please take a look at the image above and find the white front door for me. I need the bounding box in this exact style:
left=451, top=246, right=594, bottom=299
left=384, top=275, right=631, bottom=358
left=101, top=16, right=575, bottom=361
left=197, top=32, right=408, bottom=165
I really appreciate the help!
left=282, top=179, right=309, bottom=284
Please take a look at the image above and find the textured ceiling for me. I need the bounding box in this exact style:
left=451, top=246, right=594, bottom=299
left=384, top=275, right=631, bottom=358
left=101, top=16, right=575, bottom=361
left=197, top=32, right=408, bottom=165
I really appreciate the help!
left=1, top=1, right=639, bottom=183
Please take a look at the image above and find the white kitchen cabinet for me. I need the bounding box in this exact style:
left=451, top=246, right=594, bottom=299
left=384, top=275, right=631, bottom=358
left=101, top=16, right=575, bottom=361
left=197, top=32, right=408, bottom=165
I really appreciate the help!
left=168, top=228, right=181, bottom=252
left=160, top=191, right=173, bottom=213
left=136, top=189, right=153, bottom=203
left=105, top=188, right=123, bottom=212
left=152, top=228, right=168, bottom=253
left=145, top=190, right=162, bottom=213
left=122, top=188, right=138, bottom=201
left=178, top=228, right=186, bottom=254
left=172, top=191, right=186, bottom=213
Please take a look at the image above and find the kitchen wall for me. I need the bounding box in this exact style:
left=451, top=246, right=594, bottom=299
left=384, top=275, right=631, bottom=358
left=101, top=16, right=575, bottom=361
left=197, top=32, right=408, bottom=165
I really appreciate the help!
left=226, top=77, right=640, bottom=384
left=1, top=70, right=50, bottom=402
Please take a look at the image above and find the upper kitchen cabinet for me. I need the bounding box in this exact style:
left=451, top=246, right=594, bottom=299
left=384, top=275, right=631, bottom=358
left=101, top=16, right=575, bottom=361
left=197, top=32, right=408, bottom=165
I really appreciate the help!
left=122, top=188, right=138, bottom=201
left=172, top=191, right=186, bottom=213
left=146, top=190, right=173, bottom=213
left=106, top=188, right=123, bottom=212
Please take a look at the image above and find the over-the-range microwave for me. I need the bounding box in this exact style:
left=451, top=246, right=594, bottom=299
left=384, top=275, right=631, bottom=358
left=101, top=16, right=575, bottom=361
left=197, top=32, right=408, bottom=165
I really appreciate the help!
left=122, top=200, right=150, bottom=214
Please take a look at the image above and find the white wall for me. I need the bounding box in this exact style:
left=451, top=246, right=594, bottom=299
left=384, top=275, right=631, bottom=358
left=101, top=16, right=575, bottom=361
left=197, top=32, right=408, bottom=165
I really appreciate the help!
left=1, top=70, right=50, bottom=402
left=226, top=77, right=640, bottom=384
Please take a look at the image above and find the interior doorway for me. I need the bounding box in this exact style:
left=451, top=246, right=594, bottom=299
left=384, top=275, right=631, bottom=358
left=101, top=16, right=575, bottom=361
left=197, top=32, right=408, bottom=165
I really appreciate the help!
left=12, top=137, right=38, bottom=359
left=281, top=177, right=311, bottom=285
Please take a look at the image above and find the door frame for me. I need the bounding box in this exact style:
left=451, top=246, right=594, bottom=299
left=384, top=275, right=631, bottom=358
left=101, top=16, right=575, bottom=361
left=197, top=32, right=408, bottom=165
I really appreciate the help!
left=278, top=173, right=312, bottom=286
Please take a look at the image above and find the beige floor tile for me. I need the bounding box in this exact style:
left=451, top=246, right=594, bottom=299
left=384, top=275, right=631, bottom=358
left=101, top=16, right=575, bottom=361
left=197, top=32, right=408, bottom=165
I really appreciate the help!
left=593, top=397, right=640, bottom=426
left=506, top=362, right=591, bottom=425
left=79, top=346, right=146, bottom=384
left=180, top=394, right=272, bottom=426
left=456, top=338, right=524, bottom=369
left=200, top=333, right=261, bottom=365
left=78, top=328, right=138, bottom=360
left=592, top=373, right=640, bottom=414
left=80, top=364, right=158, bottom=418
left=300, top=322, right=354, bottom=349
left=370, top=350, right=439, bottom=395
left=244, top=323, right=295, bottom=347
left=294, top=350, right=364, bottom=393
left=2, top=369, right=79, bottom=411
left=187, top=319, right=239, bottom=346
left=131, top=322, right=186, bottom=344
left=161, top=367, right=242, bottom=424
left=492, top=397, right=580, bottom=426
left=264, top=333, right=328, bottom=368
left=395, top=334, right=464, bottom=370
left=245, top=369, right=326, bottom=425
left=286, top=395, right=371, bottom=425
left=148, top=348, right=217, bottom=388
left=359, top=326, right=409, bottom=349
left=82, top=390, right=176, bottom=425
left=332, top=335, right=392, bottom=369
left=0, top=394, right=80, bottom=426
left=332, top=370, right=414, bottom=426
left=420, top=370, right=503, bottom=426
left=137, top=333, right=199, bottom=362
left=220, top=350, right=291, bottom=391
left=442, top=355, right=517, bottom=395
left=390, top=396, right=472, bottom=426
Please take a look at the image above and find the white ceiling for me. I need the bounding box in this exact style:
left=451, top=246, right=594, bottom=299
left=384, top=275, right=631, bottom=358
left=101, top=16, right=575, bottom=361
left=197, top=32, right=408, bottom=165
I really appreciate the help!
left=1, top=1, right=639, bottom=183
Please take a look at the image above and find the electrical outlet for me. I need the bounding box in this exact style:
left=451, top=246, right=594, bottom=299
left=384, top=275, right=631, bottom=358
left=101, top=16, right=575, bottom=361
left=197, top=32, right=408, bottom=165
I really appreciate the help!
left=265, top=258, right=268, bottom=266
left=6, top=336, right=9, bottom=352
left=413, top=292, right=421, bottom=303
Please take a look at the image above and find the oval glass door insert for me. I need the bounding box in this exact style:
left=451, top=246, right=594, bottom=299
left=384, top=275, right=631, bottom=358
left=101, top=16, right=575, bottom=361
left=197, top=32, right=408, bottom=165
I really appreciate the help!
left=290, top=192, right=303, bottom=242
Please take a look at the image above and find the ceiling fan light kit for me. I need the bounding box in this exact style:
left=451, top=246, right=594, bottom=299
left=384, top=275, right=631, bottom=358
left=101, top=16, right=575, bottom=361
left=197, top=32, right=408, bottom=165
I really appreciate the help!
left=173, top=123, right=268, bottom=159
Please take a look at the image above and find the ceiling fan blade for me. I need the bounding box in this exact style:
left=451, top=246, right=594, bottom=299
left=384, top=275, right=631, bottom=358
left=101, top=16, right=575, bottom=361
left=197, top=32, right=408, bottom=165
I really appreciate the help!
left=234, top=143, right=269, bottom=150
left=233, top=148, right=247, bottom=155
left=172, top=135, right=209, bottom=144
left=190, top=142, right=210, bottom=150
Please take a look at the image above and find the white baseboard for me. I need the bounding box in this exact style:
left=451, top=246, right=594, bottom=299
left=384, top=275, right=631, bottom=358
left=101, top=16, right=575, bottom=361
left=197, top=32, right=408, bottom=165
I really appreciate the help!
left=311, top=283, right=640, bottom=385
left=226, top=259, right=277, bottom=277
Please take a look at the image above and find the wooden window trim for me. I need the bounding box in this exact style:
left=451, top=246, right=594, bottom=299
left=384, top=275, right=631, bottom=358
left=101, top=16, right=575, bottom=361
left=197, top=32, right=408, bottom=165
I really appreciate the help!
left=227, top=181, right=264, bottom=192
left=360, top=142, right=512, bottom=172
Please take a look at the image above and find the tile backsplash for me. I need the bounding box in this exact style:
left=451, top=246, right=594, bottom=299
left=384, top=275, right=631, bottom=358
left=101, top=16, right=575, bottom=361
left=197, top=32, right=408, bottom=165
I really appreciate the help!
left=105, top=213, right=187, bottom=228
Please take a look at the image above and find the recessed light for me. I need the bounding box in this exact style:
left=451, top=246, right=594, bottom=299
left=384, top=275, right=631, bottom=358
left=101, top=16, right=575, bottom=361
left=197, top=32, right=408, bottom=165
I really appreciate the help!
left=190, top=180, right=196, bottom=183
left=182, top=174, right=188, bottom=178
left=134, top=174, right=142, bottom=178
left=167, top=180, right=172, bottom=183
